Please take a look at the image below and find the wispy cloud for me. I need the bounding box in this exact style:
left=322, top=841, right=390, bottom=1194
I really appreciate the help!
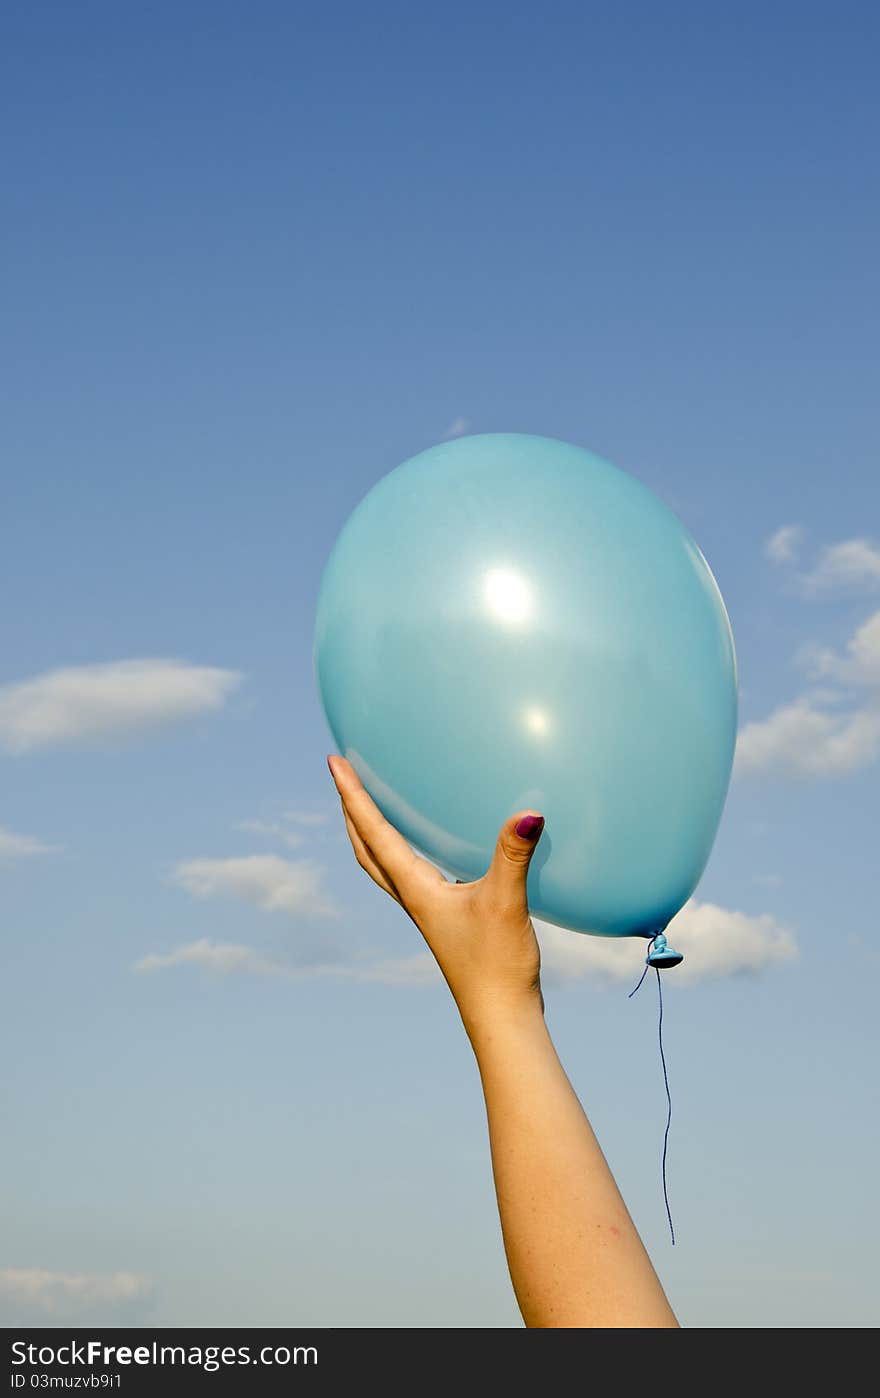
left=737, top=608, right=880, bottom=777
left=737, top=696, right=880, bottom=777
left=135, top=937, right=438, bottom=986
left=171, top=854, right=339, bottom=917
left=765, top=527, right=880, bottom=596
left=0, top=1268, right=150, bottom=1319
left=804, top=609, right=880, bottom=687
left=235, top=810, right=331, bottom=847
left=801, top=538, right=880, bottom=594
left=537, top=899, right=797, bottom=987
left=136, top=938, right=301, bottom=976
left=236, top=819, right=302, bottom=849
left=765, top=524, right=804, bottom=565
left=136, top=900, right=792, bottom=990
left=353, top=952, right=438, bottom=986
left=0, top=826, right=59, bottom=861
left=0, top=659, right=242, bottom=754
left=442, top=417, right=471, bottom=439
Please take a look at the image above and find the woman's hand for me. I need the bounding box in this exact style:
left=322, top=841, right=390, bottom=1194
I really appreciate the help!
left=326, top=752, right=679, bottom=1327
left=326, top=754, right=545, bottom=1038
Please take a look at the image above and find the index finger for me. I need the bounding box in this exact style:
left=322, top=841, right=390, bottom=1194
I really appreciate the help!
left=327, top=755, right=434, bottom=895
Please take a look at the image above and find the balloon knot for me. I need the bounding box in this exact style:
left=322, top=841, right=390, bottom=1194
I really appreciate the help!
left=646, top=931, right=684, bottom=969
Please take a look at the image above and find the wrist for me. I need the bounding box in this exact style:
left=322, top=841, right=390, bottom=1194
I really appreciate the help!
left=458, top=986, right=546, bottom=1054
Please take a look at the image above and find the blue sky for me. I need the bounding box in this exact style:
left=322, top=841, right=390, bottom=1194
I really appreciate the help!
left=1, top=0, right=878, bottom=1328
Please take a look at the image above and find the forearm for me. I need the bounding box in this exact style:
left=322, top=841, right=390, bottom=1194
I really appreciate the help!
left=326, top=756, right=677, bottom=1327
left=467, top=1000, right=679, bottom=1329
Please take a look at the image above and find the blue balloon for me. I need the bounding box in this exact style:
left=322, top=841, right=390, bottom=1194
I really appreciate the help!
left=314, top=434, right=737, bottom=940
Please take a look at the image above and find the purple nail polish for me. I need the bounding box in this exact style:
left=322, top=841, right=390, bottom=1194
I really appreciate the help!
left=515, top=814, right=544, bottom=840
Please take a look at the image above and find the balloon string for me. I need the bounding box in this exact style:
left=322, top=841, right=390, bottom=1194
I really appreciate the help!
left=655, top=968, right=675, bottom=1246
left=627, top=963, right=649, bottom=999
left=628, top=958, right=676, bottom=1246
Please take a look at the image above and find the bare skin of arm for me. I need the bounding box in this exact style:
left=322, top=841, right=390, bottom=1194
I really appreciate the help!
left=327, top=754, right=679, bottom=1329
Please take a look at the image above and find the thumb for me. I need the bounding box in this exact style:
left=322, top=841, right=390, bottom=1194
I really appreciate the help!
left=483, top=812, right=545, bottom=909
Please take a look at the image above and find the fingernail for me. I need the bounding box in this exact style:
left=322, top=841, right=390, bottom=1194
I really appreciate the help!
left=326, top=754, right=337, bottom=774
left=515, top=814, right=544, bottom=840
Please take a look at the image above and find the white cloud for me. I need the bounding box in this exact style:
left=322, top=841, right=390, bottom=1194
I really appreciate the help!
left=765, top=524, right=804, bottom=565
left=0, top=1268, right=149, bottom=1316
left=354, top=952, right=439, bottom=986
left=171, top=854, right=338, bottom=917
left=136, top=938, right=299, bottom=976
left=236, top=819, right=303, bottom=849
left=443, top=417, right=471, bottom=439
left=805, top=609, right=880, bottom=687
left=0, top=826, right=59, bottom=861
left=536, top=899, right=797, bottom=987
left=236, top=810, right=331, bottom=847
left=764, top=528, right=880, bottom=596
left=136, top=904, right=792, bottom=991
left=736, top=695, right=880, bottom=777
left=801, top=538, right=880, bottom=594
left=135, top=937, right=438, bottom=986
left=0, top=659, right=242, bottom=754
left=737, top=608, right=880, bottom=778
